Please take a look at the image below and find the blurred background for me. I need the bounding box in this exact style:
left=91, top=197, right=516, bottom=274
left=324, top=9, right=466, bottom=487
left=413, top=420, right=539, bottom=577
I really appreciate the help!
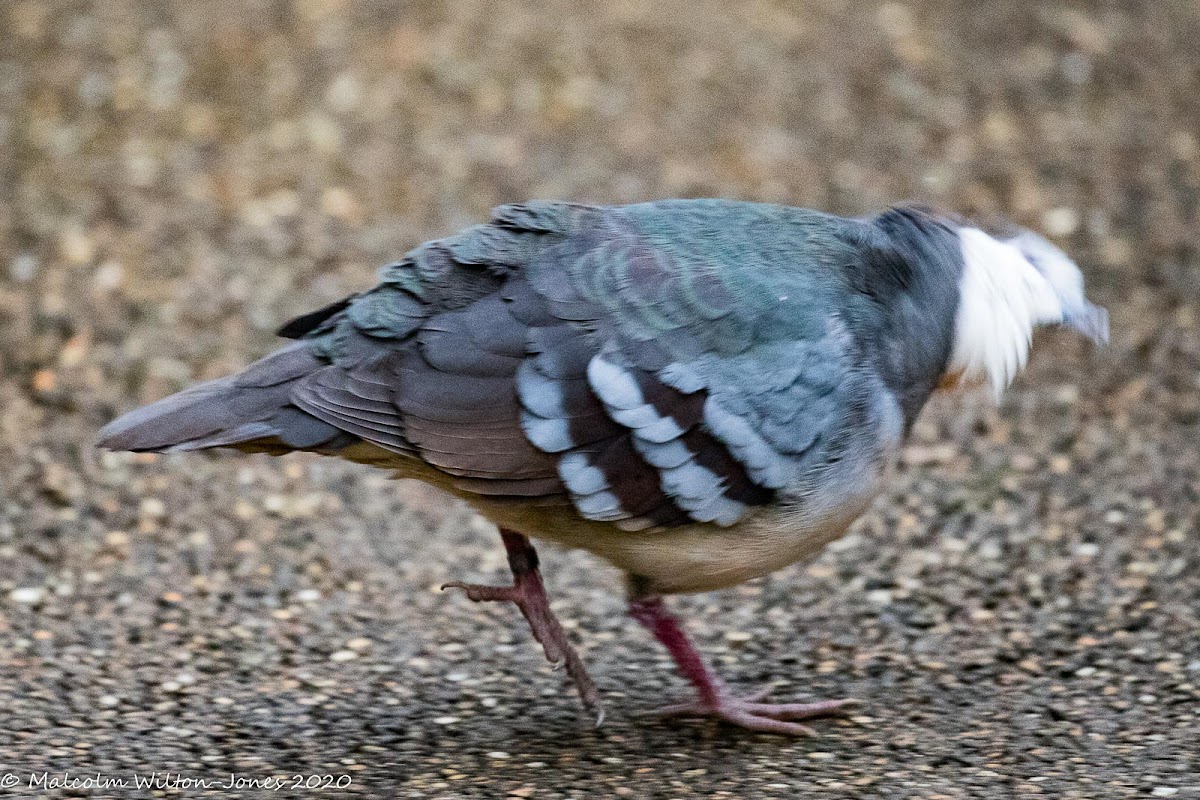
left=1, top=1, right=1197, bottom=797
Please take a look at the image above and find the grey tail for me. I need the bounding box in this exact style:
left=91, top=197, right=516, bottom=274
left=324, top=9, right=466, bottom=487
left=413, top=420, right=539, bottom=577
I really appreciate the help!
left=97, top=342, right=355, bottom=454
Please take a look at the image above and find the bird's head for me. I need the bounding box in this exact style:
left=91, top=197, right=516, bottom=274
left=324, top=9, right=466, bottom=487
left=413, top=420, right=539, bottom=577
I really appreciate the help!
left=941, top=222, right=1108, bottom=399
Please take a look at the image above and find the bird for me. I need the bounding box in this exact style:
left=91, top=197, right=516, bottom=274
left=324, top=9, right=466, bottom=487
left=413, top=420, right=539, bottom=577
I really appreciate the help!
left=98, top=199, right=1108, bottom=735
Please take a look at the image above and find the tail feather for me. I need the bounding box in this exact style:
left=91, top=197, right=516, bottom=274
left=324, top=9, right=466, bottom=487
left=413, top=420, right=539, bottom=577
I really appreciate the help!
left=97, top=342, right=352, bottom=454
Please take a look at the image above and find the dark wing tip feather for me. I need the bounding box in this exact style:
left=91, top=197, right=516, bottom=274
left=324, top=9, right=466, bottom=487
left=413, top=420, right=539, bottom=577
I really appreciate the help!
left=276, top=296, right=355, bottom=339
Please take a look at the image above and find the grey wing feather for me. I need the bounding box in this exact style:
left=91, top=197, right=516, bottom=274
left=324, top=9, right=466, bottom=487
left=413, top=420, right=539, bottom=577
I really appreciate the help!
left=512, top=202, right=878, bottom=527
left=97, top=343, right=349, bottom=454
left=102, top=200, right=881, bottom=532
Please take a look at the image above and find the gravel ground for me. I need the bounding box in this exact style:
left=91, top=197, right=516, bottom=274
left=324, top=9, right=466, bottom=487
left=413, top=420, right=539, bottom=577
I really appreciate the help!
left=2, top=1, right=1199, bottom=797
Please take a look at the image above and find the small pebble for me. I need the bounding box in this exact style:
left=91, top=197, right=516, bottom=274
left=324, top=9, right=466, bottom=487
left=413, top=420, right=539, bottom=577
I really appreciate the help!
left=1042, top=207, right=1079, bottom=237
left=9, top=587, right=45, bottom=604
left=10, top=253, right=38, bottom=281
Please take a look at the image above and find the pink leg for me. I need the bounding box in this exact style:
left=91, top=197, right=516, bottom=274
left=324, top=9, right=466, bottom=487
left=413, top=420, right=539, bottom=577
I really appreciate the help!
left=628, top=595, right=855, bottom=735
left=443, top=529, right=604, bottom=724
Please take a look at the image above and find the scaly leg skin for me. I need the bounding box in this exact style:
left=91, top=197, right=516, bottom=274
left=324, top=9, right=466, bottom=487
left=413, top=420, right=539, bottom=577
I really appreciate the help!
left=442, top=528, right=605, bottom=725
left=628, top=595, right=856, bottom=736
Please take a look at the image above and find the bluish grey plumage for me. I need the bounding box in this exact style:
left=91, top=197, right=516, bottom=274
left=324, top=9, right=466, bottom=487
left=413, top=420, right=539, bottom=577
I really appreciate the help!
left=98, top=197, right=1108, bottom=733
left=99, top=200, right=972, bottom=531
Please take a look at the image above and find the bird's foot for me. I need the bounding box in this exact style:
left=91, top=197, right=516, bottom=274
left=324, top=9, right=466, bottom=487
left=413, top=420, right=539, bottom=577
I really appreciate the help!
left=628, top=593, right=854, bottom=736
left=651, top=687, right=856, bottom=736
left=442, top=530, right=604, bottom=724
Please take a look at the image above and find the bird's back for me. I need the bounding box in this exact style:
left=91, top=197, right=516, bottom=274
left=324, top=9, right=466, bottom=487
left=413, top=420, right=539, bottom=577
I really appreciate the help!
left=99, top=200, right=944, bottom=550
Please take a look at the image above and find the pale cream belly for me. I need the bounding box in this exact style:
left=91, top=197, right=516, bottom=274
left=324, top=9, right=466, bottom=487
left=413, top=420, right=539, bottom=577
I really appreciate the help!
left=335, top=442, right=883, bottom=595
left=471, top=496, right=876, bottom=594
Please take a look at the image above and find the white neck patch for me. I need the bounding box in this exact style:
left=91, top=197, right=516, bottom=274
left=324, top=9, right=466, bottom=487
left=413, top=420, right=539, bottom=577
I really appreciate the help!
left=949, top=228, right=1065, bottom=398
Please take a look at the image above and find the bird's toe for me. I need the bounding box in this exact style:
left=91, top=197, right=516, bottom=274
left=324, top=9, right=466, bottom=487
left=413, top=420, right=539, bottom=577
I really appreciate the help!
left=648, top=690, right=855, bottom=735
